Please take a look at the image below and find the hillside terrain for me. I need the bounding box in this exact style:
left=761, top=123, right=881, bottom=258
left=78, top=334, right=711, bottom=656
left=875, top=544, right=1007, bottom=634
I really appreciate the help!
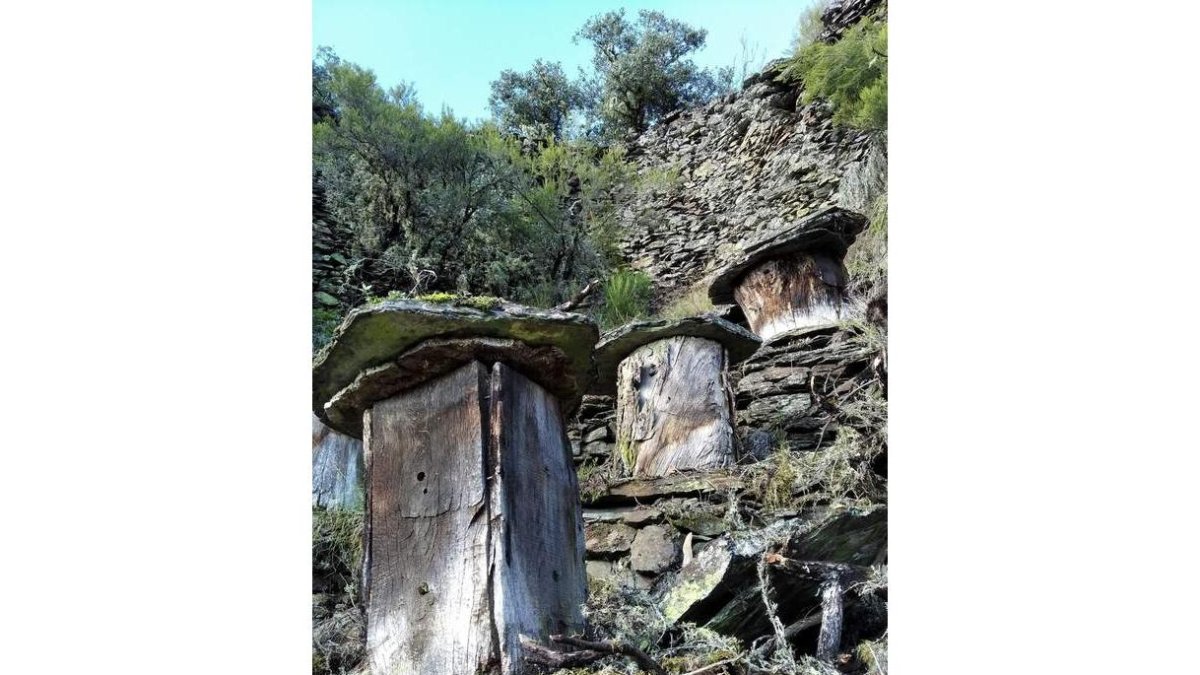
left=313, top=2, right=887, bottom=673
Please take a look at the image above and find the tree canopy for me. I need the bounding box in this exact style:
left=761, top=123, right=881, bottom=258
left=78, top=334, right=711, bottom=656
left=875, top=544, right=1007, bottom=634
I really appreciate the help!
left=313, top=57, right=637, bottom=317
left=485, top=9, right=731, bottom=142
left=574, top=9, right=731, bottom=139
left=488, top=59, right=582, bottom=141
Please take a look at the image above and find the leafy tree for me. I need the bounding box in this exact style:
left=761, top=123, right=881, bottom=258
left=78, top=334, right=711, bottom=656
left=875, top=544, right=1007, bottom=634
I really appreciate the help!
left=488, top=59, right=582, bottom=141
left=312, top=46, right=341, bottom=124
left=781, top=16, right=887, bottom=131
left=573, top=9, right=730, bottom=139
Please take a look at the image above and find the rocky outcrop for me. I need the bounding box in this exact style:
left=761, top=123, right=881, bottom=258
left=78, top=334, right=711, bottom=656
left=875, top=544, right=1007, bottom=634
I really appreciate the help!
left=735, top=324, right=874, bottom=452
left=313, top=172, right=354, bottom=311
left=819, top=0, right=887, bottom=43
left=617, top=63, right=879, bottom=305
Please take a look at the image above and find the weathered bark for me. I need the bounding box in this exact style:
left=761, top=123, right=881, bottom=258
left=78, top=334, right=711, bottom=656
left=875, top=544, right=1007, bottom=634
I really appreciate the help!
left=362, top=360, right=585, bottom=675
left=312, top=414, right=364, bottom=509
left=733, top=252, right=848, bottom=341
left=488, top=362, right=586, bottom=673
left=613, top=337, right=736, bottom=476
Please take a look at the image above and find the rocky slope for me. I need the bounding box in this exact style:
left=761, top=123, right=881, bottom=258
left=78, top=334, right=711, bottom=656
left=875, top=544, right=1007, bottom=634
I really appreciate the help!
left=618, top=67, right=884, bottom=307
left=313, top=2, right=888, bottom=671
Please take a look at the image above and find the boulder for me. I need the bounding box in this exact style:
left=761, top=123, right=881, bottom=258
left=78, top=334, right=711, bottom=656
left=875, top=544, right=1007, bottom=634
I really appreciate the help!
left=631, top=525, right=679, bottom=574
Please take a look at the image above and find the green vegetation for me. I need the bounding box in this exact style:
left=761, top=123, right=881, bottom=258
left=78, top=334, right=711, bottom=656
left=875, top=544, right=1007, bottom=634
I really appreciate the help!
left=574, top=9, right=732, bottom=139
left=763, top=442, right=799, bottom=510
left=844, top=192, right=888, bottom=294
left=486, top=10, right=731, bottom=143
left=313, top=308, right=342, bottom=352
left=657, top=284, right=715, bottom=319
left=313, top=54, right=634, bottom=310
left=598, top=268, right=653, bottom=328
left=489, top=59, right=582, bottom=140
left=780, top=15, right=887, bottom=131
left=791, top=2, right=827, bottom=51
left=312, top=507, right=364, bottom=601
left=415, top=291, right=456, bottom=303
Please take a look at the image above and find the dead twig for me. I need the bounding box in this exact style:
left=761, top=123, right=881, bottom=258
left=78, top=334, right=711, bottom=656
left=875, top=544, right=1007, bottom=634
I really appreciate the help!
left=554, top=278, right=601, bottom=311
left=551, top=634, right=667, bottom=675
left=522, top=634, right=668, bottom=675
left=521, top=637, right=606, bottom=668
left=679, top=655, right=742, bottom=675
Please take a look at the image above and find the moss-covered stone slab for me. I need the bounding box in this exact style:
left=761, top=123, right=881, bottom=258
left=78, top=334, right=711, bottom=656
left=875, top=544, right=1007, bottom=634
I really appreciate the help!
left=313, top=298, right=599, bottom=433
left=590, top=315, right=760, bottom=395
left=323, top=337, right=573, bottom=438
left=708, top=207, right=867, bottom=304
left=660, top=537, right=737, bottom=624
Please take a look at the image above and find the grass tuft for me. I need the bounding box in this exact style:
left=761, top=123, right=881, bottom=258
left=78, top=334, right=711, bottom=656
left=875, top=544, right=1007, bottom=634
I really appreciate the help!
left=657, top=283, right=715, bottom=320
left=597, top=268, right=653, bottom=328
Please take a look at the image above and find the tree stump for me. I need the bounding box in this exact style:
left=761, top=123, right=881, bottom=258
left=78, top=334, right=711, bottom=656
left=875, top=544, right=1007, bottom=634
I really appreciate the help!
left=709, top=207, right=867, bottom=342
left=313, top=299, right=598, bottom=675
left=592, top=317, right=759, bottom=477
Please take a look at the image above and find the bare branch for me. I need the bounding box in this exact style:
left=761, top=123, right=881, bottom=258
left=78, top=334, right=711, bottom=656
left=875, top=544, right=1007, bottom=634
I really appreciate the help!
left=555, top=278, right=601, bottom=311
left=542, top=629, right=672, bottom=672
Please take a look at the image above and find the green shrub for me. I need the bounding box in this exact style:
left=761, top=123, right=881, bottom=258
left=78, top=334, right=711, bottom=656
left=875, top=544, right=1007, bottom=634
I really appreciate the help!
left=313, top=308, right=342, bottom=352
left=597, top=269, right=653, bottom=328
left=780, top=15, right=887, bottom=131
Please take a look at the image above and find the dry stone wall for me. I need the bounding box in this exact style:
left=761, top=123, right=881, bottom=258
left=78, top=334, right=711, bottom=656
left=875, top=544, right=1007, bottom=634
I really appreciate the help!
left=618, top=63, right=882, bottom=305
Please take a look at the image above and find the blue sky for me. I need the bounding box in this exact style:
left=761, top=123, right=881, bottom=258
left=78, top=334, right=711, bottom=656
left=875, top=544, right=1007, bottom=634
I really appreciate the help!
left=313, top=0, right=818, bottom=122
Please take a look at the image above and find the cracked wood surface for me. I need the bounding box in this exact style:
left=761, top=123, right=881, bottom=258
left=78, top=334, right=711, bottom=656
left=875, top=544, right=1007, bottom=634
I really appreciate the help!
left=733, top=252, right=848, bottom=340
left=363, top=362, right=497, bottom=675
left=614, top=337, right=736, bottom=477
left=489, top=363, right=586, bottom=674
left=362, top=360, right=586, bottom=675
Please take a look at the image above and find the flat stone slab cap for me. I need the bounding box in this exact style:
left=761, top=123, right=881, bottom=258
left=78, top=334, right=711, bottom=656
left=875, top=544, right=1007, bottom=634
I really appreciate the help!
left=323, top=336, right=574, bottom=438
left=313, top=298, right=599, bottom=434
left=590, top=315, right=760, bottom=395
left=707, top=207, right=868, bottom=304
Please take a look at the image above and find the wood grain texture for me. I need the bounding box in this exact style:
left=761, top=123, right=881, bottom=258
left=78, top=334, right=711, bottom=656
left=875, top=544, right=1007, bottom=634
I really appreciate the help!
left=488, top=362, right=587, bottom=674
left=312, top=414, right=363, bottom=509
left=733, top=252, right=848, bottom=341
left=363, top=361, right=498, bottom=675
left=816, top=572, right=845, bottom=663
left=614, top=337, right=736, bottom=477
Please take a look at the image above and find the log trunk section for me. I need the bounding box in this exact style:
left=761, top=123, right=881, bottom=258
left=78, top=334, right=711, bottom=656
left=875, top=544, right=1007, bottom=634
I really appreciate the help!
left=362, top=360, right=586, bottom=675
left=363, top=362, right=496, bottom=675
left=733, top=252, right=848, bottom=341
left=312, top=414, right=363, bottom=509
left=614, top=336, right=736, bottom=477
left=488, top=362, right=586, bottom=674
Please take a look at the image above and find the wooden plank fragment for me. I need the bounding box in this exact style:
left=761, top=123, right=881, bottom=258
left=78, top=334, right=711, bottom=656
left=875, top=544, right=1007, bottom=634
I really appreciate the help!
left=614, top=336, right=736, bottom=476
left=363, top=361, right=498, bottom=675
left=489, top=362, right=587, bottom=674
